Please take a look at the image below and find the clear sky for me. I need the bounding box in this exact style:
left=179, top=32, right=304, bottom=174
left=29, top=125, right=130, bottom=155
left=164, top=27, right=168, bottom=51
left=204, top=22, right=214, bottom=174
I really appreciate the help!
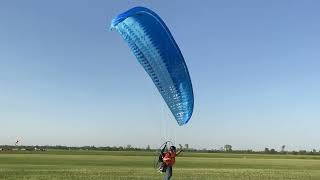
left=1, top=0, right=320, bottom=151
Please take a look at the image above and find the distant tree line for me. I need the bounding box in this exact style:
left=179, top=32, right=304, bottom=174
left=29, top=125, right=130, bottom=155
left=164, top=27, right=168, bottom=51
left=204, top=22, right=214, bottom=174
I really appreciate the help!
left=0, top=145, right=153, bottom=152
left=1, top=144, right=320, bottom=156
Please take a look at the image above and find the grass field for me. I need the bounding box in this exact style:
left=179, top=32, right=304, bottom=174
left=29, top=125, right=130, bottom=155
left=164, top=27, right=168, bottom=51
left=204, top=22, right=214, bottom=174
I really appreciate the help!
left=1, top=150, right=320, bottom=180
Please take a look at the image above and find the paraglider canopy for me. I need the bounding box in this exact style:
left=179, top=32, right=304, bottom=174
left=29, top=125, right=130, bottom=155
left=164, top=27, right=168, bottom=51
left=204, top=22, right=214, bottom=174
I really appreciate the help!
left=111, top=7, right=194, bottom=126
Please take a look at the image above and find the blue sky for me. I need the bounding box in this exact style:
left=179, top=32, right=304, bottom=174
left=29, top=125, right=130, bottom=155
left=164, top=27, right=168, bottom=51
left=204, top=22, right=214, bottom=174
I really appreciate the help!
left=1, top=1, right=320, bottom=151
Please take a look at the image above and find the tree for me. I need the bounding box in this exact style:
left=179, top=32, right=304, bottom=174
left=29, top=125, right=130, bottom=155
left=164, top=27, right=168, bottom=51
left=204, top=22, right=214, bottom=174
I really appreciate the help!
left=299, top=150, right=307, bottom=155
left=292, top=151, right=298, bottom=155
left=146, top=145, right=151, bottom=151
left=224, top=144, right=232, bottom=152
left=184, top=144, right=189, bottom=150
left=270, top=148, right=277, bottom=154
left=281, top=145, right=286, bottom=153
left=264, top=148, right=270, bottom=153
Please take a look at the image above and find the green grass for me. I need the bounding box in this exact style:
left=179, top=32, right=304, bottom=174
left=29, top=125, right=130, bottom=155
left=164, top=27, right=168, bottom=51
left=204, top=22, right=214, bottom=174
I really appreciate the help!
left=1, top=150, right=320, bottom=179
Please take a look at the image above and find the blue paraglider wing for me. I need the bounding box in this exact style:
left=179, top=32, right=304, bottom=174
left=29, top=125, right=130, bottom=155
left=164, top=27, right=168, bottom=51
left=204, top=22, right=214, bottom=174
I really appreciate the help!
left=111, top=7, right=194, bottom=126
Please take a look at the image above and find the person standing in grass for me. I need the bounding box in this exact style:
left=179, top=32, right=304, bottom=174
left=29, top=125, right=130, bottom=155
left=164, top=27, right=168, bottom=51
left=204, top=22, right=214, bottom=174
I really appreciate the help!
left=159, top=146, right=183, bottom=180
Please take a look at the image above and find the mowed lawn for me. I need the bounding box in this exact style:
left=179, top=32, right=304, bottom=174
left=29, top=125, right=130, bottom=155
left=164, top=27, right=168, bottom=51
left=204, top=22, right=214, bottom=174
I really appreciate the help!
left=1, top=151, right=320, bottom=179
